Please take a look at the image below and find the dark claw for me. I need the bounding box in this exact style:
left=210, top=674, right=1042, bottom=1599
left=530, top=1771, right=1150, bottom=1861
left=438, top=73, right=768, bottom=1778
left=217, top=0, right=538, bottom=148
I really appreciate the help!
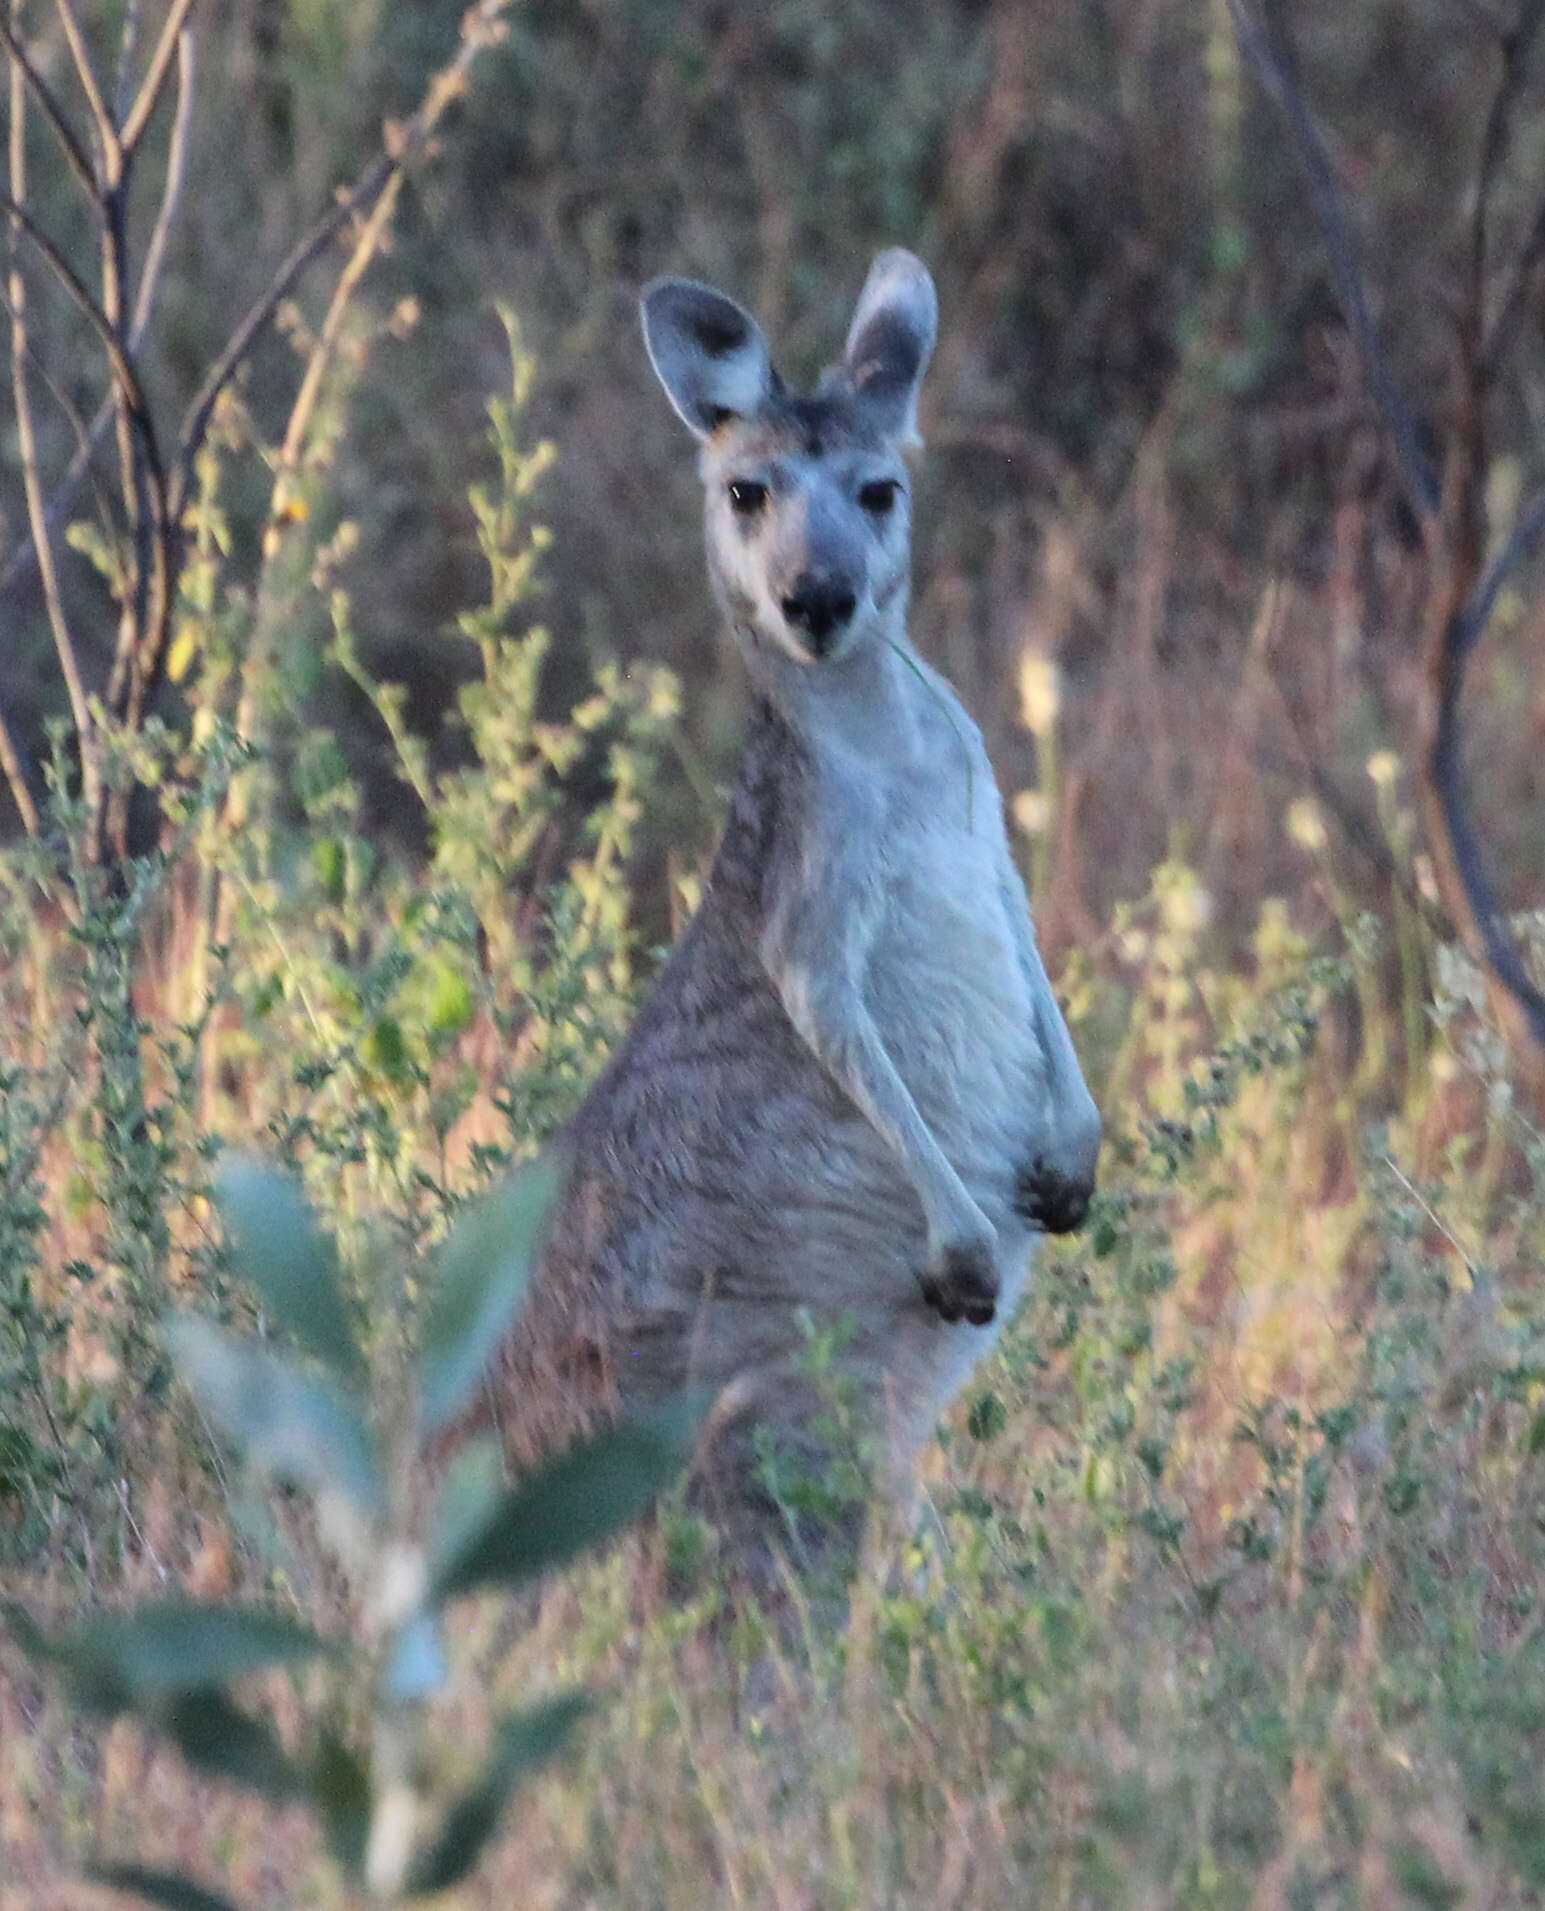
left=920, top=1239, right=999, bottom=1327
left=1015, top=1156, right=1094, bottom=1236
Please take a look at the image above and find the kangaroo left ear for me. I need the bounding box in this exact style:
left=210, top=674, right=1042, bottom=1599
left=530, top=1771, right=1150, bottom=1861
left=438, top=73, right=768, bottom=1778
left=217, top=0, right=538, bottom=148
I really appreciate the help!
left=841, top=250, right=938, bottom=446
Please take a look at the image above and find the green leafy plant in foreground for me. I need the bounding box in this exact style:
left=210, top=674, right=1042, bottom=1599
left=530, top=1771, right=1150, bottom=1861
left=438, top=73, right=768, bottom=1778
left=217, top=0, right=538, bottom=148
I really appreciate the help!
left=5, top=1154, right=696, bottom=1908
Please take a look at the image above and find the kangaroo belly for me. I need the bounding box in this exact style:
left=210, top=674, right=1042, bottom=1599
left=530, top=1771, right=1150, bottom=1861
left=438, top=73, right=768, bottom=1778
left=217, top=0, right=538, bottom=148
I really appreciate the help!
left=866, top=823, right=1051, bottom=1232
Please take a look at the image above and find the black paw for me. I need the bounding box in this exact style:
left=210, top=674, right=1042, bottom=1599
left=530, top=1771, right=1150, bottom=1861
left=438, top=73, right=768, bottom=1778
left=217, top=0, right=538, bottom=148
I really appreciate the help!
left=920, top=1237, right=999, bottom=1327
left=1015, top=1157, right=1094, bottom=1235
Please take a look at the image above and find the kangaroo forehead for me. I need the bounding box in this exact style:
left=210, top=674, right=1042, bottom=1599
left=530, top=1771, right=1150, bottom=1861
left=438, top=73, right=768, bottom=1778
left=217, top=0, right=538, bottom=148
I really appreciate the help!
left=716, top=384, right=888, bottom=460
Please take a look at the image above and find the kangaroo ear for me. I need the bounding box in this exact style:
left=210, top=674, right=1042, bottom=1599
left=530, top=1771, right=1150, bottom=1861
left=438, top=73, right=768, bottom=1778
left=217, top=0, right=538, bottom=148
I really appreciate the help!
left=641, top=279, right=776, bottom=440
left=841, top=249, right=938, bottom=445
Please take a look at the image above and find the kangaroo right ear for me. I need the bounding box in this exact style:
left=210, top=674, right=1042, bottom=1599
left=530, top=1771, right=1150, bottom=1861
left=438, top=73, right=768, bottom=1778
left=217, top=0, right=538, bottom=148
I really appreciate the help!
left=641, top=279, right=775, bottom=440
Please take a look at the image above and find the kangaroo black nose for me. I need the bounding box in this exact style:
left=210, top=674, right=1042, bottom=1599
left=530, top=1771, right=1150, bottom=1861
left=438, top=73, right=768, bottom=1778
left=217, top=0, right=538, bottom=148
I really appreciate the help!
left=1015, top=1159, right=1096, bottom=1236
left=781, top=576, right=857, bottom=655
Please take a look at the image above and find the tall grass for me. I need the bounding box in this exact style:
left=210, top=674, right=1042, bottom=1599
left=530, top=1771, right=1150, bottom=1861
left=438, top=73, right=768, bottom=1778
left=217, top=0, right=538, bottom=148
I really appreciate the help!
left=1, top=316, right=1544, bottom=1907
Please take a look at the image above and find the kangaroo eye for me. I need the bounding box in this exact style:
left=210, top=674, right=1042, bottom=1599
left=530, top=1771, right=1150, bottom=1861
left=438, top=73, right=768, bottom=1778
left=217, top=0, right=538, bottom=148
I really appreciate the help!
left=859, top=479, right=900, bottom=516
left=727, top=479, right=768, bottom=517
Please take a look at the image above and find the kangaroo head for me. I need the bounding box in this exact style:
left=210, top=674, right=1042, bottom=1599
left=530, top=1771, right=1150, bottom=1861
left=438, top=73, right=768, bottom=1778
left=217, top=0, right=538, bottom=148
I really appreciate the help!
left=641, top=250, right=938, bottom=669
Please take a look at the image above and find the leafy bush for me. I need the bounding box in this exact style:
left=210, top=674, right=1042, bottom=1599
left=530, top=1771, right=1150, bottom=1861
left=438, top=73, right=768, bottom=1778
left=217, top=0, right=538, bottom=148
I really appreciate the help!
left=7, top=1154, right=695, bottom=1907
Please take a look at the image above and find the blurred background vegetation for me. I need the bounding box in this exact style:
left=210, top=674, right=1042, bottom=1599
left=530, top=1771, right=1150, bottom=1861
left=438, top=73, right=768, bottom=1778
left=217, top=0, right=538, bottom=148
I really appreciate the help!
left=2, top=0, right=1545, bottom=1904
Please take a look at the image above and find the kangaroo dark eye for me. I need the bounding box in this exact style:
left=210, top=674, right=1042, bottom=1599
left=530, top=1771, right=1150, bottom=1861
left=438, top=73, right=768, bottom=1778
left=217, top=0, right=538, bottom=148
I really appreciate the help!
left=727, top=479, right=768, bottom=517
left=859, top=479, right=899, bottom=515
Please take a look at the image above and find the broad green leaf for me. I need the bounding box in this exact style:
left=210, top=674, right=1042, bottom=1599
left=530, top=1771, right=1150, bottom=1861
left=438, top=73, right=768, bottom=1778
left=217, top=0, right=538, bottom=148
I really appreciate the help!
left=310, top=1729, right=371, bottom=1874
left=163, top=1690, right=308, bottom=1802
left=3, top=1600, right=331, bottom=1712
left=84, top=1865, right=244, bottom=1911
left=426, top=1436, right=506, bottom=1587
left=405, top=1694, right=589, bottom=1896
left=416, top=1152, right=565, bottom=1435
left=213, top=1159, right=361, bottom=1379
left=429, top=1400, right=696, bottom=1602
left=167, top=1316, right=385, bottom=1520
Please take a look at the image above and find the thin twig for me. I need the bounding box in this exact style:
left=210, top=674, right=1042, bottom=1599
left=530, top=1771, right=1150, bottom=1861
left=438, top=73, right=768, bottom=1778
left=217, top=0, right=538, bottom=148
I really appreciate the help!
left=1483, top=189, right=1545, bottom=374
left=1470, top=0, right=1545, bottom=317
left=0, top=14, right=97, bottom=192
left=0, top=693, right=39, bottom=832
left=1430, top=488, right=1545, bottom=1050
left=0, top=25, right=192, bottom=605
left=0, top=281, right=122, bottom=541
left=170, top=0, right=513, bottom=520
left=119, top=0, right=196, bottom=154
left=132, top=26, right=191, bottom=342
left=53, top=0, right=120, bottom=183
left=1226, top=0, right=1441, bottom=523
left=8, top=25, right=100, bottom=831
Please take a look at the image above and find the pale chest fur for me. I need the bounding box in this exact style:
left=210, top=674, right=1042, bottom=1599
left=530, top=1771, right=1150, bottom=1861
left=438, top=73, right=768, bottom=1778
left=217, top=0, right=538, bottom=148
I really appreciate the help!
left=802, top=667, right=1051, bottom=1236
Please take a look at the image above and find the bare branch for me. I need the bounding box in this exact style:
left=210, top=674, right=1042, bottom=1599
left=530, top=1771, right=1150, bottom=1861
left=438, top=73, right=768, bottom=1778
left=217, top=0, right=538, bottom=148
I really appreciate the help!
left=168, top=150, right=395, bottom=521
left=0, top=14, right=96, bottom=192
left=0, top=693, right=39, bottom=833
left=8, top=31, right=100, bottom=832
left=0, top=26, right=192, bottom=603
left=1426, top=487, right=1545, bottom=1049
left=119, top=0, right=196, bottom=154
left=1226, top=0, right=1441, bottom=522
left=0, top=282, right=122, bottom=538
left=132, top=25, right=191, bottom=340
left=53, top=0, right=120, bottom=183
left=1470, top=3, right=1545, bottom=375
left=1482, top=191, right=1545, bottom=373
left=171, top=0, right=514, bottom=517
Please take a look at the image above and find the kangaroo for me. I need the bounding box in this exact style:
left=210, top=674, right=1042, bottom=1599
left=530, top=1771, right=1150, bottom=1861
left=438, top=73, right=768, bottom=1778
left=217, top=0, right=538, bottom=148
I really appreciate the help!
left=494, top=251, right=1101, bottom=1547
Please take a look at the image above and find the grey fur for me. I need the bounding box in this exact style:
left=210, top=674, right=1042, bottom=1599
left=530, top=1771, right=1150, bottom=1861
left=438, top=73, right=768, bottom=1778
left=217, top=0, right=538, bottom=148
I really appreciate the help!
left=495, top=252, right=1100, bottom=1539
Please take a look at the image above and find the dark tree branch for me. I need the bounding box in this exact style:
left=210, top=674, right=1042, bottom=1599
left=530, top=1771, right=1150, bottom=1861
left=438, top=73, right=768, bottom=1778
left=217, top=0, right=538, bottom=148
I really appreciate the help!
left=1482, top=189, right=1545, bottom=374
left=0, top=25, right=191, bottom=603
left=0, top=15, right=96, bottom=193
left=1231, top=0, right=1545, bottom=1073
left=1226, top=0, right=1441, bottom=523
left=1429, top=487, right=1545, bottom=1049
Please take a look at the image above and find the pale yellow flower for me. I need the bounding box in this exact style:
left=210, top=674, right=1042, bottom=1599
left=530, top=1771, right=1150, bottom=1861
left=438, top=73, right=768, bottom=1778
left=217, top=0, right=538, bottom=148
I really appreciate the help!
left=1017, top=649, right=1061, bottom=738
left=1285, top=797, right=1327, bottom=853
left=1366, top=749, right=1400, bottom=790
left=1012, top=789, right=1051, bottom=836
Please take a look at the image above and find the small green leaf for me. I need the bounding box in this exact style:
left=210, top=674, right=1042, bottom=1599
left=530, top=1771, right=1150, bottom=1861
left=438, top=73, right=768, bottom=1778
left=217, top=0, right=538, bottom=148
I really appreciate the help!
left=311, top=836, right=347, bottom=902
left=310, top=1729, right=371, bottom=1874
left=430, top=1399, right=696, bottom=1602
left=405, top=1694, right=589, bottom=1895
left=417, top=1154, right=565, bottom=1436
left=166, top=1317, right=384, bottom=1520
left=3, top=1600, right=331, bottom=1712
left=213, top=1159, right=360, bottom=1379
left=966, top=1391, right=1007, bottom=1443
left=426, top=962, right=476, bottom=1039
left=163, top=1690, right=308, bottom=1801
left=85, top=1865, right=245, bottom=1911
left=367, top=1015, right=414, bottom=1087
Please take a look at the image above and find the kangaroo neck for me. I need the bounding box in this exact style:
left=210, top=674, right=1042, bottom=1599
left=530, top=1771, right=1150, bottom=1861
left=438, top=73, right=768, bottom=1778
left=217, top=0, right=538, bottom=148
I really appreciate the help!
left=733, top=607, right=919, bottom=763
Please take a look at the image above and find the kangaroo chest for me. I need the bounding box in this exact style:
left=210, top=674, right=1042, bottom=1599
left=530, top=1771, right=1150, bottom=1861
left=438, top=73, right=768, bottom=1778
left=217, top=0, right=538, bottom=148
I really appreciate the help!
left=809, top=696, right=1048, bottom=1165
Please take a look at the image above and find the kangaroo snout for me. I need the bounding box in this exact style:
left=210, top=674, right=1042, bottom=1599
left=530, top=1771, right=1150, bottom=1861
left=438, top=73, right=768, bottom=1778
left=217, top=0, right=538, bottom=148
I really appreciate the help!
left=780, top=573, right=857, bottom=656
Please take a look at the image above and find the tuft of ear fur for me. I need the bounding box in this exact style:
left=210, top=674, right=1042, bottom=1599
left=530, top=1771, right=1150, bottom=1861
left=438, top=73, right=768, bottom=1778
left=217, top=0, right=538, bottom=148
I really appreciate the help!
left=841, top=249, right=938, bottom=446
left=641, top=279, right=776, bottom=439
